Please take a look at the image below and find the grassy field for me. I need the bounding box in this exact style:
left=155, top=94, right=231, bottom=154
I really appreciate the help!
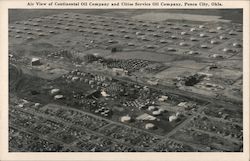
left=9, top=9, right=242, bottom=24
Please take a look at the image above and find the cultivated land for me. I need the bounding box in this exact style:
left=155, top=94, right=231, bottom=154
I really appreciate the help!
left=9, top=9, right=243, bottom=152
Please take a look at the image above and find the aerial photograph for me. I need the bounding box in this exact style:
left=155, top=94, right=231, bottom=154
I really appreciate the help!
left=9, top=9, right=243, bottom=152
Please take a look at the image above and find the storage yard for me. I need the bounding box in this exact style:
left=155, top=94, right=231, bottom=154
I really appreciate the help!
left=9, top=9, right=243, bottom=152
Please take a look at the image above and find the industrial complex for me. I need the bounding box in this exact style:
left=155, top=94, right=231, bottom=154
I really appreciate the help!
left=9, top=9, right=243, bottom=152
